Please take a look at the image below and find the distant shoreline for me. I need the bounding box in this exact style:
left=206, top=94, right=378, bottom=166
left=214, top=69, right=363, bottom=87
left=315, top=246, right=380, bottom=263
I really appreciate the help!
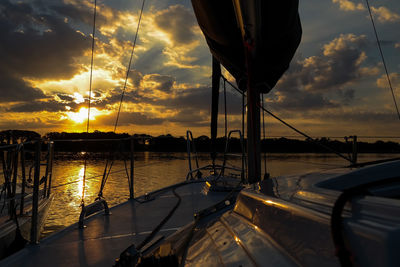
left=2, top=130, right=400, bottom=154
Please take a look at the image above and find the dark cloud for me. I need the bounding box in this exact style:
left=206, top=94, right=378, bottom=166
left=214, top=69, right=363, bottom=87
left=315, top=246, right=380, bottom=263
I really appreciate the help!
left=134, top=44, right=168, bottom=74
left=128, top=69, right=143, bottom=89
left=269, top=89, right=338, bottom=111
left=8, top=99, right=76, bottom=113
left=96, top=111, right=164, bottom=126
left=144, top=74, right=175, bottom=93
left=154, top=5, right=197, bottom=45
left=56, top=93, right=75, bottom=102
left=277, top=34, right=368, bottom=93
left=0, top=116, right=63, bottom=130
left=312, top=110, right=400, bottom=123
left=51, top=1, right=93, bottom=26
left=168, top=108, right=208, bottom=127
left=0, top=0, right=91, bottom=108
left=0, top=1, right=90, bottom=80
left=90, top=89, right=139, bottom=109
left=0, top=71, right=47, bottom=102
left=337, top=88, right=355, bottom=104
left=154, top=87, right=210, bottom=113
left=269, top=34, right=374, bottom=111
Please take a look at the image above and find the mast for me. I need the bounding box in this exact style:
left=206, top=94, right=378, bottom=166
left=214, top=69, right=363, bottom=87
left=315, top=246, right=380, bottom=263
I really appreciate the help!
left=191, top=0, right=301, bottom=183
left=233, top=0, right=261, bottom=183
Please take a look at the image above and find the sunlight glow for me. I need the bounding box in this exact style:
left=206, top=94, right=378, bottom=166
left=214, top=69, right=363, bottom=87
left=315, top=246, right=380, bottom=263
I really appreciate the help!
left=67, top=107, right=105, bottom=123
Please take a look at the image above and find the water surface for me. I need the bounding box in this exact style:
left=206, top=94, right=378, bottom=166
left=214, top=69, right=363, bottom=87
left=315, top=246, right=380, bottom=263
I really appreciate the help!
left=42, top=152, right=399, bottom=237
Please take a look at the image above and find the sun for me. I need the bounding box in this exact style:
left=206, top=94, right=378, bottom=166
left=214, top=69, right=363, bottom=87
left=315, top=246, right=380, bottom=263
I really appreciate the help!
left=67, top=107, right=102, bottom=123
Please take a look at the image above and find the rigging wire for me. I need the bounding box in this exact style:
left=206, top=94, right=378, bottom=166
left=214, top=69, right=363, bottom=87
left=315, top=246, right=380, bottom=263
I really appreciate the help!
left=81, top=0, right=97, bottom=207
left=221, top=75, right=246, bottom=96
left=259, top=105, right=352, bottom=163
left=223, top=79, right=228, bottom=139
left=87, top=0, right=97, bottom=133
left=261, top=94, right=267, bottom=176
left=220, top=74, right=352, bottom=163
left=365, top=0, right=400, bottom=120
left=114, top=0, right=146, bottom=132
left=98, top=0, right=146, bottom=199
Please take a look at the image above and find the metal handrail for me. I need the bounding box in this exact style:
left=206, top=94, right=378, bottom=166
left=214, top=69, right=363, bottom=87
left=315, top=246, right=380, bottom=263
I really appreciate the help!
left=186, top=131, right=200, bottom=180
left=0, top=140, right=37, bottom=151
left=185, top=164, right=243, bottom=180
left=79, top=198, right=110, bottom=229
left=221, top=130, right=246, bottom=182
left=0, top=139, right=54, bottom=244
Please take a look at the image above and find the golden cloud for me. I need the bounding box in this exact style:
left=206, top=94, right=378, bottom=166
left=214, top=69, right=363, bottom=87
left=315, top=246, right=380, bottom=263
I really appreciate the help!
left=332, top=0, right=365, bottom=11
left=371, top=6, right=400, bottom=23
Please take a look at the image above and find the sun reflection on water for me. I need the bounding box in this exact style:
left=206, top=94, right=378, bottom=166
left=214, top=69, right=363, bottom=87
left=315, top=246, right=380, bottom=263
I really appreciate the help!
left=77, top=166, right=85, bottom=201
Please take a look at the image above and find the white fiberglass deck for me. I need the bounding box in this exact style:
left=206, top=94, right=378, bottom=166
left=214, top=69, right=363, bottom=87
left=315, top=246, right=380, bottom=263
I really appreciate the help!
left=1, top=180, right=229, bottom=267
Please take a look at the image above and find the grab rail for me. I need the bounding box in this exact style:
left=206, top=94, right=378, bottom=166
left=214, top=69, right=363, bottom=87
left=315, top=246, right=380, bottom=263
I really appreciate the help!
left=186, top=131, right=201, bottom=180
left=79, top=198, right=110, bottom=229
left=221, top=130, right=246, bottom=181
left=185, top=164, right=243, bottom=180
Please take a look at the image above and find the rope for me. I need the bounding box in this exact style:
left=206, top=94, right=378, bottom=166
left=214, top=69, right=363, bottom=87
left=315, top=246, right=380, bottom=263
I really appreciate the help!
left=365, top=0, right=400, bottom=120
left=114, top=0, right=146, bottom=132
left=136, top=186, right=181, bottom=251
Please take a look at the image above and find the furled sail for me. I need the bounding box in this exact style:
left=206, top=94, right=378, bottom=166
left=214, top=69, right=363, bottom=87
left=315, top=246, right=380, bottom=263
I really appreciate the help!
left=191, top=0, right=302, bottom=93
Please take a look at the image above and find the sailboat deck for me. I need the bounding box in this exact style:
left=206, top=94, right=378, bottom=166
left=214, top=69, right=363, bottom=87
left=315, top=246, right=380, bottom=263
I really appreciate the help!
left=1, top=180, right=229, bottom=267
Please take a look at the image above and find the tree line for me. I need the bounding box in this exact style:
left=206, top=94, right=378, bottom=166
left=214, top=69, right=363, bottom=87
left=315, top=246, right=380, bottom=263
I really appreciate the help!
left=1, top=130, right=400, bottom=153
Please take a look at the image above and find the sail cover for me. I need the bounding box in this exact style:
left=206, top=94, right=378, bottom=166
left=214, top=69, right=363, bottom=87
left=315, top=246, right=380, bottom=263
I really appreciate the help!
left=191, top=0, right=302, bottom=93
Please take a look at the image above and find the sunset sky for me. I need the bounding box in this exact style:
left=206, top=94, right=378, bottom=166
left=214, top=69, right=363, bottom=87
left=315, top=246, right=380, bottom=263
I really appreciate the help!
left=1, top=0, right=400, bottom=140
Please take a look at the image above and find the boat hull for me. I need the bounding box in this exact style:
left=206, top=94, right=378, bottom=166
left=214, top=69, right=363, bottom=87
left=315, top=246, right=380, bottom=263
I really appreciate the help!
left=0, top=194, right=54, bottom=259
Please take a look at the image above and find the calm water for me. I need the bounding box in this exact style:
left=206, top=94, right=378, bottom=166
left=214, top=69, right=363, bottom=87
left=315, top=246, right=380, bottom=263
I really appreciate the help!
left=42, top=152, right=399, bottom=237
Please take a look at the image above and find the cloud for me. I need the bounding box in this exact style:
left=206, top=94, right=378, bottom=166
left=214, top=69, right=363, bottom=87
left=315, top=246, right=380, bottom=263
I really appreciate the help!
left=8, top=100, right=67, bottom=113
left=269, top=89, right=339, bottom=111
left=377, top=72, right=400, bottom=89
left=332, top=1, right=400, bottom=23
left=0, top=0, right=93, bottom=108
left=0, top=1, right=90, bottom=80
left=371, top=6, right=400, bottom=23
left=267, top=33, right=378, bottom=111
left=0, top=72, right=47, bottom=102
left=143, top=74, right=175, bottom=93
left=96, top=111, right=164, bottom=126
left=332, top=0, right=365, bottom=11
left=0, top=113, right=65, bottom=131
left=277, top=34, right=369, bottom=90
left=167, top=109, right=209, bottom=127
left=153, top=5, right=198, bottom=46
